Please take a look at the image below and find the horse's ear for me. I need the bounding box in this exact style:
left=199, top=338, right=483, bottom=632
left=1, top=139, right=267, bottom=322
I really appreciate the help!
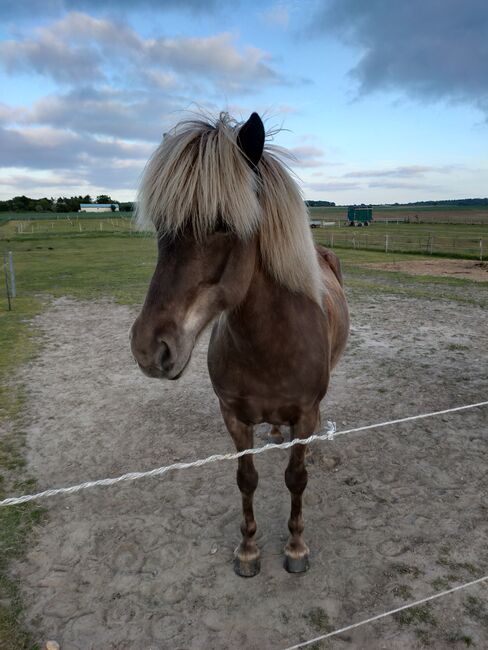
left=237, top=112, right=265, bottom=167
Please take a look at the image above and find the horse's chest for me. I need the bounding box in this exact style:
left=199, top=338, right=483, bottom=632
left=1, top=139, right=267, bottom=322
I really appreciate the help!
left=207, top=324, right=329, bottom=425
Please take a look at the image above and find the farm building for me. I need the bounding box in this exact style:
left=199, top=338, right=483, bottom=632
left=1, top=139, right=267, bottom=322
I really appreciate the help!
left=79, top=203, right=119, bottom=212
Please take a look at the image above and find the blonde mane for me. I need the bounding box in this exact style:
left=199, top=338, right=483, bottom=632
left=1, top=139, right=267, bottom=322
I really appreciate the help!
left=137, top=113, right=322, bottom=304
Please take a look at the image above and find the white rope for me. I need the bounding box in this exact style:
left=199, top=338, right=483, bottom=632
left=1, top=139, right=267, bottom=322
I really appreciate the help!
left=0, top=400, right=487, bottom=508
left=283, top=574, right=488, bottom=649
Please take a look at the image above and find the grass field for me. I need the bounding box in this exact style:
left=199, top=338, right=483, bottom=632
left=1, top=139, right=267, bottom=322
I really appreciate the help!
left=0, top=219, right=487, bottom=647
left=0, top=213, right=488, bottom=260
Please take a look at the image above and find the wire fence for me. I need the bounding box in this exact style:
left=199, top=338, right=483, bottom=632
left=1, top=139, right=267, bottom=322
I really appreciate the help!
left=2, top=400, right=487, bottom=508
left=2, top=216, right=136, bottom=238
left=316, top=231, right=485, bottom=260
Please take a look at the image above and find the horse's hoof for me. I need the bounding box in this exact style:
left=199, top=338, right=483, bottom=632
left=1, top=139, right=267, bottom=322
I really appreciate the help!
left=284, top=553, right=309, bottom=573
left=234, top=555, right=261, bottom=578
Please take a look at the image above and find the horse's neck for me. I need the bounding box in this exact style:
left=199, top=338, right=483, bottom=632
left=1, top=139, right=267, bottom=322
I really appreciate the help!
left=226, top=265, right=322, bottom=348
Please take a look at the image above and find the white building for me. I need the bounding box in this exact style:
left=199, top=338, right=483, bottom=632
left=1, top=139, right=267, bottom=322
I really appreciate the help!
left=79, top=203, right=119, bottom=212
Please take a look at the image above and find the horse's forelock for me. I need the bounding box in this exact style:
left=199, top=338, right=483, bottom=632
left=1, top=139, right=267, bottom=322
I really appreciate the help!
left=136, top=114, right=322, bottom=305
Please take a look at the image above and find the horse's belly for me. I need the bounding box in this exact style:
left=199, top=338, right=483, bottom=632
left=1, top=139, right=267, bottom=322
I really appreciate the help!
left=214, top=391, right=316, bottom=426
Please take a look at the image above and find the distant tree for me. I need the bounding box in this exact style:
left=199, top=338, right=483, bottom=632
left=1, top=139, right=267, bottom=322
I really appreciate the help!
left=305, top=200, right=336, bottom=207
left=110, top=204, right=116, bottom=212
left=96, top=194, right=113, bottom=204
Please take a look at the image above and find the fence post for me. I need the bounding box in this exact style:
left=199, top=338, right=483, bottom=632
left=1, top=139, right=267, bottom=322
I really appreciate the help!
left=8, top=252, right=15, bottom=298
left=385, top=234, right=389, bottom=253
left=430, top=236, right=434, bottom=254
left=331, top=233, right=334, bottom=248
left=3, top=253, right=11, bottom=311
left=481, top=239, right=483, bottom=262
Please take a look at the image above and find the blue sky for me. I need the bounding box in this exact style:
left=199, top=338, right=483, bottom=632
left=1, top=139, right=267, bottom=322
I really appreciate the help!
left=0, top=0, right=487, bottom=204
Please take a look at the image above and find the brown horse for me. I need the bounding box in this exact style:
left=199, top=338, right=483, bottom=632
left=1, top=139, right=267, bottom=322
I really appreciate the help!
left=130, top=112, right=349, bottom=577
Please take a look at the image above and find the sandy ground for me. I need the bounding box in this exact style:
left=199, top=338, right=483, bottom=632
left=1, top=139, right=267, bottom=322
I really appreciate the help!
left=9, top=293, right=488, bottom=649
left=364, top=259, right=488, bottom=282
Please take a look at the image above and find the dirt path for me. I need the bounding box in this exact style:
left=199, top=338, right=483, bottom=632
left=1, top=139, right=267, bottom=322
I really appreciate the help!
left=11, top=294, right=488, bottom=649
left=364, top=258, right=488, bottom=282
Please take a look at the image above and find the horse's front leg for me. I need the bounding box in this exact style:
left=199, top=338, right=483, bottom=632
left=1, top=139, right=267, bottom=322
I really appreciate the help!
left=220, top=405, right=260, bottom=578
left=284, top=410, right=317, bottom=573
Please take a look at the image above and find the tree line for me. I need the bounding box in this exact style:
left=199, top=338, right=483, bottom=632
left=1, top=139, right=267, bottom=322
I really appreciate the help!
left=2, top=195, right=487, bottom=213
left=0, top=195, right=134, bottom=213
left=387, top=198, right=488, bottom=207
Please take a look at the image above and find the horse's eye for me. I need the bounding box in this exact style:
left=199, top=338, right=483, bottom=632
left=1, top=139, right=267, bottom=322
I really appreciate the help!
left=215, top=216, right=230, bottom=233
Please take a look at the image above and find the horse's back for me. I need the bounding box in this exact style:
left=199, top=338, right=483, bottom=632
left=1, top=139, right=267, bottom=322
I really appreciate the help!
left=316, top=245, right=349, bottom=368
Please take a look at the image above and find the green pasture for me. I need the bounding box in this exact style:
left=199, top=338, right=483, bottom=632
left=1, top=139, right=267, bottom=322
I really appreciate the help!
left=0, top=211, right=133, bottom=223
left=311, top=222, right=487, bottom=259
left=2, top=212, right=487, bottom=260
left=0, top=226, right=487, bottom=647
left=0, top=215, right=134, bottom=239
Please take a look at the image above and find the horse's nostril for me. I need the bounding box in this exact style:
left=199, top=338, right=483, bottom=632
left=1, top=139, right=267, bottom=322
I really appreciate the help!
left=160, top=342, right=171, bottom=369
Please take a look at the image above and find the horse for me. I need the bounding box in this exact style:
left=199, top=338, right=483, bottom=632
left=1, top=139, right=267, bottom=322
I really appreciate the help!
left=130, top=112, right=349, bottom=577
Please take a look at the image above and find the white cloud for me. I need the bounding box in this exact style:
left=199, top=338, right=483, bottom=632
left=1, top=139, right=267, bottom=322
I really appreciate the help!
left=0, top=11, right=295, bottom=197
left=0, top=13, right=283, bottom=93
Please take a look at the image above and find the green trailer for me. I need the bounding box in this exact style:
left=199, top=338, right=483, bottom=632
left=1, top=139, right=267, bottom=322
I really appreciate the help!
left=348, top=206, right=373, bottom=226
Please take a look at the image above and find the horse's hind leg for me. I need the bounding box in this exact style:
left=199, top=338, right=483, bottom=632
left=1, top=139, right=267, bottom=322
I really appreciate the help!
left=220, top=406, right=260, bottom=577
left=283, top=411, right=317, bottom=573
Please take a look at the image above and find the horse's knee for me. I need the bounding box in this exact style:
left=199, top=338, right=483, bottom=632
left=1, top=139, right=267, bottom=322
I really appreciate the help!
left=237, top=461, right=258, bottom=495
left=285, top=463, right=307, bottom=495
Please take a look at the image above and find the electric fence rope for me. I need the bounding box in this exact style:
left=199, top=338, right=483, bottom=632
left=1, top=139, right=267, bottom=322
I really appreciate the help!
left=1, top=400, right=486, bottom=508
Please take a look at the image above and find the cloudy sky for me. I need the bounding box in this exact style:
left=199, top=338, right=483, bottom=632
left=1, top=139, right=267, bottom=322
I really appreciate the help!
left=1, top=0, right=487, bottom=204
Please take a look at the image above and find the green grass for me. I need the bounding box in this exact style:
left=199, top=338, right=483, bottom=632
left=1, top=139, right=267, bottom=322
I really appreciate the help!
left=2, top=235, right=156, bottom=304
left=393, top=604, right=437, bottom=626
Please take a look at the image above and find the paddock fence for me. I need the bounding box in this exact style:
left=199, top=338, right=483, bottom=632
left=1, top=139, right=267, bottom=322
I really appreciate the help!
left=316, top=231, right=485, bottom=260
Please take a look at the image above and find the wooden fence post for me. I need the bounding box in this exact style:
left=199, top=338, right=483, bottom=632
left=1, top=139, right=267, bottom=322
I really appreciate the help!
left=8, top=252, right=15, bottom=298
left=385, top=234, right=389, bottom=253
left=481, top=239, right=483, bottom=262
left=3, top=253, right=11, bottom=311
